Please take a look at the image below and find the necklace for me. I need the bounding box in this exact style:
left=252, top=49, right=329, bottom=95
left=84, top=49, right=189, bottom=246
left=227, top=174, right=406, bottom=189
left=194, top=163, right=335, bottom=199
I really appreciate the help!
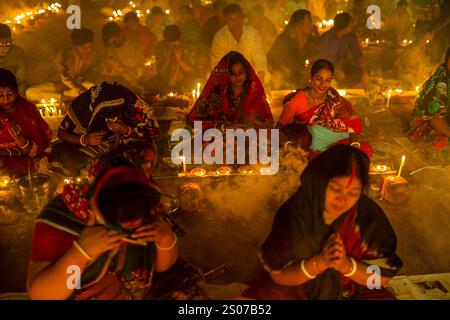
left=308, top=86, right=326, bottom=105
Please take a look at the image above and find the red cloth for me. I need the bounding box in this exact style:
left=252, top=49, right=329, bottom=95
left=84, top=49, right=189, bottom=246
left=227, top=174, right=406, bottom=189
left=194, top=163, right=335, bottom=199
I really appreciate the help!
left=279, top=89, right=372, bottom=158
left=0, top=96, right=52, bottom=176
left=187, top=51, right=273, bottom=129
left=31, top=222, right=76, bottom=261
left=122, top=24, right=157, bottom=57
left=0, top=96, right=52, bottom=155
left=278, top=89, right=362, bottom=134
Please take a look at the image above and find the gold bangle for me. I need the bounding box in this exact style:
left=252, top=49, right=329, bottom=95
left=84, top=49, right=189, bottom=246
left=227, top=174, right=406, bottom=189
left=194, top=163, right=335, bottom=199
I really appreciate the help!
left=344, top=257, right=357, bottom=277
left=300, top=259, right=316, bottom=279
left=80, top=134, right=87, bottom=147
left=19, top=139, right=30, bottom=149
left=350, top=142, right=361, bottom=148
left=155, top=233, right=177, bottom=251
left=73, top=240, right=93, bottom=260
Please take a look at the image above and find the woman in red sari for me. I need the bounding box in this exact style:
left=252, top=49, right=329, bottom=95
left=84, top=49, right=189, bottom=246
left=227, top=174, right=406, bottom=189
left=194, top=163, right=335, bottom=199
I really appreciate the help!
left=243, top=145, right=402, bottom=300
left=277, top=59, right=371, bottom=159
left=0, top=68, right=52, bottom=177
left=27, top=155, right=206, bottom=300
left=187, top=51, right=273, bottom=130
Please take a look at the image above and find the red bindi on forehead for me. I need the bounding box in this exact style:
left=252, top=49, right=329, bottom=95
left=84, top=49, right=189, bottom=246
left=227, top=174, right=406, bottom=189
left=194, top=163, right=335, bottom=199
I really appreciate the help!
left=345, top=161, right=357, bottom=190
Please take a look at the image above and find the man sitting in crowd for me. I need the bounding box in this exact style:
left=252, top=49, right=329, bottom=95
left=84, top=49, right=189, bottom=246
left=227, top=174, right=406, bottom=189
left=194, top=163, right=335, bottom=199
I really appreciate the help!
left=385, top=0, right=413, bottom=43
left=122, top=11, right=158, bottom=58
left=102, top=22, right=146, bottom=92
left=318, top=12, right=368, bottom=86
left=26, top=28, right=99, bottom=102
left=146, top=25, right=196, bottom=95
left=0, top=24, right=27, bottom=95
left=201, top=0, right=226, bottom=49
left=145, top=6, right=171, bottom=41
left=211, top=3, right=268, bottom=84
left=268, top=9, right=318, bottom=89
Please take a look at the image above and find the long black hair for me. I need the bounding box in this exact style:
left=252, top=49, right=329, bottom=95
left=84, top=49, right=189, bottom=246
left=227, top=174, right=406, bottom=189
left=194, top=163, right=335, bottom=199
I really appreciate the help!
left=228, top=52, right=252, bottom=89
left=310, top=59, right=335, bottom=77
left=0, top=68, right=18, bottom=92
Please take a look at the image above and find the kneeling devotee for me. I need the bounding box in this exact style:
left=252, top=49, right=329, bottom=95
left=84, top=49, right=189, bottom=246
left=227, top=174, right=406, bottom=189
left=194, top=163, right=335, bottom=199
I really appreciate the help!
left=27, top=155, right=207, bottom=300
left=277, top=59, right=371, bottom=160
left=0, top=68, right=51, bottom=177
left=50, top=82, right=159, bottom=176
left=187, top=51, right=273, bottom=130
left=408, top=47, right=450, bottom=163
left=26, top=27, right=98, bottom=102
left=243, top=145, right=403, bottom=300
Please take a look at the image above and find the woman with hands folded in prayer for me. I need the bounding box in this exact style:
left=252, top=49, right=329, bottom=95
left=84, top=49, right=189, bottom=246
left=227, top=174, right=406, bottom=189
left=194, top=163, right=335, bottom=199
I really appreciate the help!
left=243, top=145, right=403, bottom=300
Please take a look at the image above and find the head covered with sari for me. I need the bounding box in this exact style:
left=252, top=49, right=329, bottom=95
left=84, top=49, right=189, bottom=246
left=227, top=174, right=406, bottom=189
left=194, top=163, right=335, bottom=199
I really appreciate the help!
left=0, top=68, right=52, bottom=175
left=60, top=154, right=162, bottom=227
left=187, top=51, right=273, bottom=128
left=260, top=145, right=402, bottom=299
left=63, top=81, right=159, bottom=141
left=35, top=155, right=170, bottom=296
left=408, top=49, right=449, bottom=151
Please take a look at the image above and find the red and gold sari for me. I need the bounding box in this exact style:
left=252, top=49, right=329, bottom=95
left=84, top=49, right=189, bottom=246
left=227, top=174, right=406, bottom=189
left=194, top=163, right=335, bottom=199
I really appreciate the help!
left=243, top=145, right=402, bottom=300
left=0, top=96, right=52, bottom=176
left=187, top=51, right=273, bottom=129
left=277, top=88, right=371, bottom=159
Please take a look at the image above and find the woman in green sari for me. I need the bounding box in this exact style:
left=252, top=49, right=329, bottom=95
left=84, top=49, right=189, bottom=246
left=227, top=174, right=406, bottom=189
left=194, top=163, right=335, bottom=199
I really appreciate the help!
left=408, top=47, right=450, bottom=163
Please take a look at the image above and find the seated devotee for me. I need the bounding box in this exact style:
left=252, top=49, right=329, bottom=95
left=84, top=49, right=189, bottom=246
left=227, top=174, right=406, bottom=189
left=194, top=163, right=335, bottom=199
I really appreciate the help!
left=26, top=28, right=98, bottom=102
left=0, top=24, right=27, bottom=95
left=408, top=48, right=450, bottom=164
left=122, top=11, right=158, bottom=58
left=318, top=12, right=369, bottom=86
left=394, top=20, right=435, bottom=88
left=385, top=0, right=413, bottom=43
left=211, top=4, right=268, bottom=84
left=263, top=0, right=288, bottom=33
left=176, top=5, right=202, bottom=44
left=190, top=0, right=214, bottom=27
left=146, top=25, right=196, bottom=94
left=242, top=144, right=403, bottom=300
left=429, top=3, right=450, bottom=64
left=201, top=0, right=226, bottom=49
left=276, top=59, right=371, bottom=160
left=247, top=4, right=278, bottom=53
left=101, top=22, right=146, bottom=92
left=267, top=9, right=319, bottom=90
left=0, top=69, right=51, bottom=177
left=27, top=155, right=206, bottom=300
left=145, top=6, right=171, bottom=41
left=187, top=51, right=273, bottom=130
left=50, top=82, right=159, bottom=176
left=348, top=0, right=369, bottom=37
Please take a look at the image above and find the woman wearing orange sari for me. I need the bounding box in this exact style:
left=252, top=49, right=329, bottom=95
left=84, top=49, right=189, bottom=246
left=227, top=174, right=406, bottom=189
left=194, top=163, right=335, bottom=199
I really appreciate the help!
left=277, top=59, right=371, bottom=159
